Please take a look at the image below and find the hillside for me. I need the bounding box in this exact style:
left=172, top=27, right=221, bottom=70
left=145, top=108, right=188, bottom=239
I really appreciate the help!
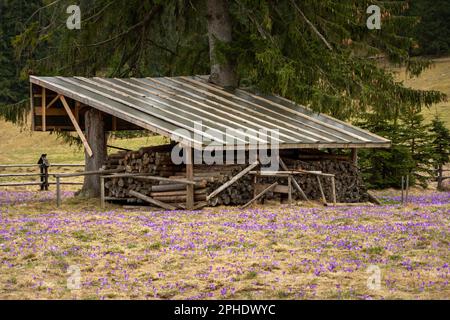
left=394, top=57, right=450, bottom=128
left=0, top=119, right=168, bottom=165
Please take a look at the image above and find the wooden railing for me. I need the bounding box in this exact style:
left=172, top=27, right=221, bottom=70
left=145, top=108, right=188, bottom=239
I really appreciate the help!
left=0, top=154, right=84, bottom=190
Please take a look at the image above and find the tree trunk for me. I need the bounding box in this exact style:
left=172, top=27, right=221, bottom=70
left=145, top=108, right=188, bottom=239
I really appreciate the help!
left=206, top=0, right=237, bottom=88
left=80, top=108, right=107, bottom=197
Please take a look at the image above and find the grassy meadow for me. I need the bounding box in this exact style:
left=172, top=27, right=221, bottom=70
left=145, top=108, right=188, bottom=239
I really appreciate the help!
left=393, top=57, right=450, bottom=128
left=0, top=190, right=448, bottom=300
left=0, top=58, right=449, bottom=300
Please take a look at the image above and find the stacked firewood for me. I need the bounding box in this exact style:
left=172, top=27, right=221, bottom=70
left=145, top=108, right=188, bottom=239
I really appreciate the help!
left=265, top=159, right=369, bottom=203
left=102, top=144, right=369, bottom=207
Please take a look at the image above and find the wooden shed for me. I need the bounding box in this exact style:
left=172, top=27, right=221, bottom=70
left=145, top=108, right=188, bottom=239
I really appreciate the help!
left=29, top=75, right=390, bottom=209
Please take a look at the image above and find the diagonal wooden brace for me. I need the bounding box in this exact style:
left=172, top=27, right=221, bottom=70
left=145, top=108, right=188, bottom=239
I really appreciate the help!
left=59, top=95, right=93, bottom=157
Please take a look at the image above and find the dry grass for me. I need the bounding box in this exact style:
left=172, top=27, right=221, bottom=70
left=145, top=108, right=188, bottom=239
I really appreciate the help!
left=393, top=57, right=450, bottom=128
left=0, top=119, right=169, bottom=189
left=0, top=190, right=448, bottom=300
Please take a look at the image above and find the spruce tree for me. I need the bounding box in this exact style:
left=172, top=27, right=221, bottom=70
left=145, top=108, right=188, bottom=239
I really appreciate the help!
left=429, top=116, right=450, bottom=190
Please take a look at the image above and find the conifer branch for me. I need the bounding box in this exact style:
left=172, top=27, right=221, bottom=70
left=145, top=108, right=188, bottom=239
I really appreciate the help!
left=290, top=0, right=333, bottom=51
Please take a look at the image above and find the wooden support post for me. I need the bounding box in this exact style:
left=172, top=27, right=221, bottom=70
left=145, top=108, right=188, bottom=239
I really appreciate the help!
left=100, top=176, right=105, bottom=209
left=401, top=176, right=405, bottom=205
left=405, top=175, right=409, bottom=204
left=60, top=96, right=93, bottom=157
left=351, top=149, right=358, bottom=166
left=288, top=175, right=292, bottom=204
left=331, top=176, right=337, bottom=205
left=30, top=84, right=35, bottom=131
left=56, top=176, right=61, bottom=207
left=41, top=87, right=46, bottom=131
left=253, top=174, right=257, bottom=198
left=278, top=156, right=308, bottom=201
left=112, top=116, right=117, bottom=131
left=317, top=176, right=327, bottom=204
left=185, top=147, right=194, bottom=210
left=242, top=182, right=278, bottom=209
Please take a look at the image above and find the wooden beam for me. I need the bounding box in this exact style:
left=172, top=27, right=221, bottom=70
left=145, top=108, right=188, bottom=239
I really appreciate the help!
left=56, top=176, right=61, bottom=207
left=59, top=95, right=93, bottom=157
left=288, top=176, right=292, bottom=204
left=41, top=87, right=46, bottom=131
left=129, top=190, right=177, bottom=210
left=185, top=147, right=194, bottom=210
left=317, top=176, right=327, bottom=204
left=351, top=149, right=358, bottom=166
left=100, top=176, right=105, bottom=209
left=242, top=182, right=278, bottom=209
left=30, top=83, right=35, bottom=131
left=325, top=202, right=374, bottom=207
left=255, top=183, right=289, bottom=194
left=112, top=116, right=117, bottom=131
left=331, top=176, right=337, bottom=205
left=367, top=191, right=381, bottom=205
left=46, top=94, right=61, bottom=109
left=207, top=161, right=259, bottom=201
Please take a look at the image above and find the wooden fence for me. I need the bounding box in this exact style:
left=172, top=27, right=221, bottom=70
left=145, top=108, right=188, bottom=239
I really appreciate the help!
left=0, top=154, right=84, bottom=190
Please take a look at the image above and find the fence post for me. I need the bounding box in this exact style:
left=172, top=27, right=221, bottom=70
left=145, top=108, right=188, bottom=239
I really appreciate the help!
left=401, top=176, right=405, bottom=205
left=56, top=175, right=61, bottom=207
left=38, top=154, right=50, bottom=191
left=100, top=175, right=105, bottom=209
left=405, top=175, right=410, bottom=204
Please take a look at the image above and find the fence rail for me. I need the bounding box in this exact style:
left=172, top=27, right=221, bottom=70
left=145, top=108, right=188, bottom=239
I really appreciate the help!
left=0, top=154, right=84, bottom=190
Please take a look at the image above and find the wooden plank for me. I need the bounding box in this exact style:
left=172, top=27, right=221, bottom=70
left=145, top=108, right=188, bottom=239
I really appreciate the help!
left=170, top=77, right=345, bottom=143
left=0, top=173, right=44, bottom=177
left=42, top=87, right=46, bottom=131
left=0, top=164, right=40, bottom=168
left=30, top=83, right=35, bottom=131
left=56, top=176, right=61, bottom=207
left=331, top=176, right=337, bottom=205
left=35, top=107, right=72, bottom=116
left=131, top=175, right=197, bottom=185
left=102, top=78, right=263, bottom=144
left=317, top=176, right=327, bottom=204
left=250, top=170, right=335, bottom=177
left=288, top=176, right=292, bottom=204
left=351, top=149, right=358, bottom=166
left=278, top=157, right=308, bottom=201
left=129, top=190, right=176, bottom=210
left=207, top=161, right=259, bottom=200
left=100, top=176, right=105, bottom=209
left=65, top=77, right=228, bottom=145
left=46, top=94, right=61, bottom=109
left=188, top=76, right=387, bottom=144
left=367, top=191, right=381, bottom=205
left=162, top=77, right=324, bottom=143
left=54, top=168, right=123, bottom=178
left=0, top=182, right=42, bottom=187
left=325, top=202, right=374, bottom=207
left=255, top=183, right=289, bottom=194
left=185, top=147, right=194, bottom=210
left=60, top=95, right=93, bottom=157
left=242, top=182, right=278, bottom=209
left=29, top=76, right=200, bottom=149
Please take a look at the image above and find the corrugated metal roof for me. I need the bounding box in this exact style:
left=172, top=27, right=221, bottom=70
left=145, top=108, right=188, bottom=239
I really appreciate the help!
left=29, top=75, right=391, bottom=150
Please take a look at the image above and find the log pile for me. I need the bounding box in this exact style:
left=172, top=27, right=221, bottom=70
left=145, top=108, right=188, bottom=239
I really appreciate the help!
left=102, top=144, right=369, bottom=207
left=265, top=159, right=369, bottom=203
